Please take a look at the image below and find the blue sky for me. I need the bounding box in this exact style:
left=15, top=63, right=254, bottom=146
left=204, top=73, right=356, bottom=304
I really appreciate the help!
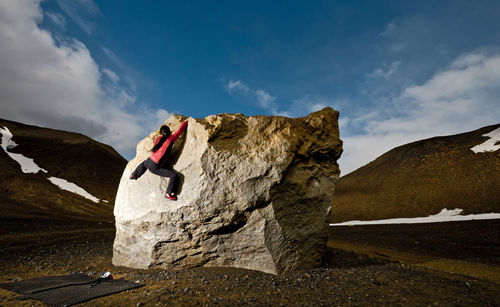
left=1, top=0, right=499, bottom=174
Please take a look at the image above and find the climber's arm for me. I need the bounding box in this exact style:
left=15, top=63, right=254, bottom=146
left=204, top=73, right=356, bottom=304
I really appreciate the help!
left=170, top=120, right=188, bottom=143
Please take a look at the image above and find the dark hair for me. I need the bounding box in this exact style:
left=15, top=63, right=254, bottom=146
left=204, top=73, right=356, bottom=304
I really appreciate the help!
left=160, top=125, right=171, bottom=136
left=151, top=125, right=171, bottom=152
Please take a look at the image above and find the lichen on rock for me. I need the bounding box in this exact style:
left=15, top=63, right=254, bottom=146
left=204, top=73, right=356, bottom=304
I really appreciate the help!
left=113, top=108, right=343, bottom=275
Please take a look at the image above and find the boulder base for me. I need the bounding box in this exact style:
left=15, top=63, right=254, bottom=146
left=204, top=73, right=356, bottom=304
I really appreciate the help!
left=113, top=108, right=342, bottom=275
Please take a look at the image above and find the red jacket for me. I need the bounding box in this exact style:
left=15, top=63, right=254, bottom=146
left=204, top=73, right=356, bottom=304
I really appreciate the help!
left=150, top=121, right=188, bottom=164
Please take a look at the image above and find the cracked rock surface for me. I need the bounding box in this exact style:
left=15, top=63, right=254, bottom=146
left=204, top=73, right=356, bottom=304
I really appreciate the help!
left=113, top=108, right=342, bottom=274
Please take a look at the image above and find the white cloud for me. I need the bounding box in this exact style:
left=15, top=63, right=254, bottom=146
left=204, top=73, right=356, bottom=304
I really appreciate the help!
left=225, top=79, right=249, bottom=94
left=403, top=52, right=500, bottom=105
left=102, top=68, right=120, bottom=84
left=254, top=89, right=275, bottom=109
left=366, top=61, right=401, bottom=79
left=0, top=0, right=167, bottom=158
left=45, top=10, right=66, bottom=28
left=293, top=96, right=330, bottom=114
left=340, top=50, right=500, bottom=175
left=289, top=95, right=346, bottom=117
left=309, top=103, right=327, bottom=112
left=101, top=46, right=140, bottom=92
left=338, top=116, right=350, bottom=130
left=154, top=109, right=172, bottom=128
left=56, top=0, right=101, bottom=35
left=225, top=79, right=280, bottom=114
left=379, top=20, right=397, bottom=37
left=101, top=46, right=122, bottom=67
left=451, top=53, right=487, bottom=68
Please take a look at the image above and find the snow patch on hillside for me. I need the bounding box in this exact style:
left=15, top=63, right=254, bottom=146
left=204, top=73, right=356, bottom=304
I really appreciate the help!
left=471, top=126, right=500, bottom=153
left=48, top=177, right=100, bottom=203
left=0, top=126, right=47, bottom=173
left=330, top=208, right=500, bottom=226
left=1, top=125, right=101, bottom=203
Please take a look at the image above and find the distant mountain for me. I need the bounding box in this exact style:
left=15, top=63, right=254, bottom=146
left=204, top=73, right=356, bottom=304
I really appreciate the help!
left=0, top=118, right=127, bottom=222
left=331, top=124, right=500, bottom=223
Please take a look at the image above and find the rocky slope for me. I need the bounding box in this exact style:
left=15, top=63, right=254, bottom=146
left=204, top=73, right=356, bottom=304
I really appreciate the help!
left=332, top=124, right=500, bottom=223
left=114, top=108, right=343, bottom=274
left=0, top=118, right=127, bottom=222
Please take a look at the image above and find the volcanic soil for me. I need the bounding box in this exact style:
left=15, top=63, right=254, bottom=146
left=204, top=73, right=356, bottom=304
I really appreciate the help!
left=0, top=218, right=499, bottom=306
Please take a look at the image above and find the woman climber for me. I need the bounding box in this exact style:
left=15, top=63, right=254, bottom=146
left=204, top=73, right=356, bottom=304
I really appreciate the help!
left=129, top=120, right=188, bottom=200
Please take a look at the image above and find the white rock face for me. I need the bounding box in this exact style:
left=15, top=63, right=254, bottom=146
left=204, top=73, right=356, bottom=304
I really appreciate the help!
left=113, top=108, right=343, bottom=275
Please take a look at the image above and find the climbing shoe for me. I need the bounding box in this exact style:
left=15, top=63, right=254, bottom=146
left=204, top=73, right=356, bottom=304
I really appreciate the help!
left=165, top=193, right=177, bottom=201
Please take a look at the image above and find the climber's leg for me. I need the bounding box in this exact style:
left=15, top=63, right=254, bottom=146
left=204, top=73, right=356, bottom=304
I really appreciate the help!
left=145, top=160, right=179, bottom=196
left=130, top=160, right=147, bottom=179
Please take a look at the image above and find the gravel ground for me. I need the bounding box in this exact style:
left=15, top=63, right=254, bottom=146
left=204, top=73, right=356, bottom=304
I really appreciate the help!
left=0, top=219, right=499, bottom=306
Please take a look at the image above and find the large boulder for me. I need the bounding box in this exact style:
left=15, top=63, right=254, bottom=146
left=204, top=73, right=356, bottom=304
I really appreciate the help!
left=113, top=108, right=342, bottom=275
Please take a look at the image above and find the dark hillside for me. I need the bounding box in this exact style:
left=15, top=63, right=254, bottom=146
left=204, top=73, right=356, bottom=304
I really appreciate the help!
left=332, top=124, right=500, bottom=222
left=0, top=118, right=127, bottom=222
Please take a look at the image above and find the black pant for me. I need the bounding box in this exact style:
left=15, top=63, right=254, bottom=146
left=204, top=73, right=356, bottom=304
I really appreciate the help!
left=132, top=158, right=179, bottom=194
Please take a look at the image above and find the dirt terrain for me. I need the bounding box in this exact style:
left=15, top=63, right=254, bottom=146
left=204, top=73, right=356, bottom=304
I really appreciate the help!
left=1, top=218, right=499, bottom=306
